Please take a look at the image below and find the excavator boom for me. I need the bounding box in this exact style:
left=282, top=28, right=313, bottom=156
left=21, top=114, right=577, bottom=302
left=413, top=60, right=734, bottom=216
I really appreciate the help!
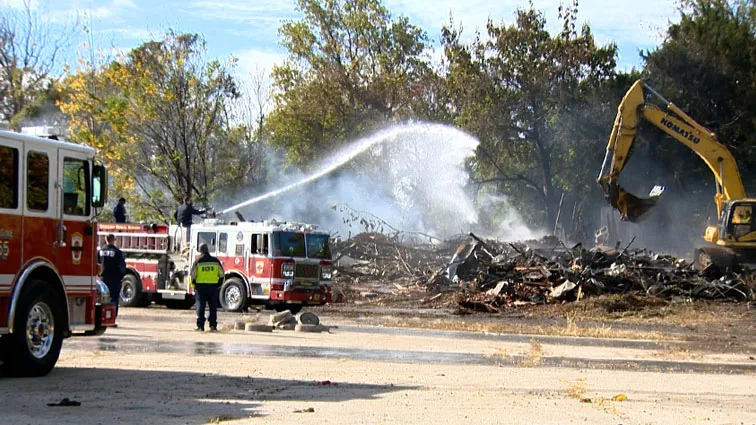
left=597, top=80, right=746, bottom=222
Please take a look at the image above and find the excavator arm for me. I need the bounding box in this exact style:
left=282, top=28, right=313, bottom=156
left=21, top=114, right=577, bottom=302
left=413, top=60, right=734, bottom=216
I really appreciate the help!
left=597, top=79, right=746, bottom=222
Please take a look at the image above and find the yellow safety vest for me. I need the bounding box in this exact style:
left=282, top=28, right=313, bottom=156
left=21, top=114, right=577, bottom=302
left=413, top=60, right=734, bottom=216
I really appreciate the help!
left=192, top=259, right=224, bottom=285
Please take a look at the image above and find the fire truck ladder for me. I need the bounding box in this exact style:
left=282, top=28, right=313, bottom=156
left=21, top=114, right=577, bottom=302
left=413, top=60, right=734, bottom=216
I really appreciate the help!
left=97, top=232, right=170, bottom=255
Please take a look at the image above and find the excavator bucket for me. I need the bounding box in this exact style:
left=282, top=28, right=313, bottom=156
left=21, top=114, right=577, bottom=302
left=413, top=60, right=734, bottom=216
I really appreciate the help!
left=603, top=182, right=664, bottom=222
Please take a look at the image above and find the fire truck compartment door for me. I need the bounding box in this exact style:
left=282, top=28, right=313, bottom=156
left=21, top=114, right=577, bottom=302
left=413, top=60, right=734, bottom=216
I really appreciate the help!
left=159, top=290, right=188, bottom=300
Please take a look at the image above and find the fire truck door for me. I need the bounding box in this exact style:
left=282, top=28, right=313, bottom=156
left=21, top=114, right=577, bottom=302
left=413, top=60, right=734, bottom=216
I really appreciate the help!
left=0, top=138, right=23, bottom=308
left=57, top=150, right=95, bottom=289
left=22, top=143, right=59, bottom=267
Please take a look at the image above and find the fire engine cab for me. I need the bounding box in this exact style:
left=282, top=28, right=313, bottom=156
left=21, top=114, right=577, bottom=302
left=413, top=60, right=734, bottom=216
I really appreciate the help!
left=193, top=219, right=333, bottom=314
left=0, top=129, right=115, bottom=377
left=99, top=218, right=333, bottom=314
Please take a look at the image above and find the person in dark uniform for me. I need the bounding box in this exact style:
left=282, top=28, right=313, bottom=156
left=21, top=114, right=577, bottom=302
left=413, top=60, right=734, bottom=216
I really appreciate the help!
left=113, top=197, right=127, bottom=223
left=99, top=234, right=127, bottom=318
left=176, top=196, right=206, bottom=242
left=190, top=243, right=224, bottom=332
left=173, top=198, right=184, bottom=222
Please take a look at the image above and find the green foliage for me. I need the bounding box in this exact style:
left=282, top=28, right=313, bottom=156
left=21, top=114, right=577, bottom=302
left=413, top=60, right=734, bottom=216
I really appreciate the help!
left=442, top=3, right=618, bottom=229
left=16, top=0, right=756, bottom=242
left=7, top=80, right=64, bottom=129
left=268, top=0, right=430, bottom=167
left=642, top=0, right=756, bottom=194
left=62, top=31, right=263, bottom=221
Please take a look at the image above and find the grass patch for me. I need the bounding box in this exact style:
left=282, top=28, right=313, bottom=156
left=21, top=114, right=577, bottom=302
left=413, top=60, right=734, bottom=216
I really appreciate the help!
left=521, top=339, right=543, bottom=367
left=378, top=316, right=673, bottom=341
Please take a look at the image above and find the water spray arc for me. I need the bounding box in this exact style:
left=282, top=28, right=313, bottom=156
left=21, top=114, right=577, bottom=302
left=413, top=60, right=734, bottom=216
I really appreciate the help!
left=219, top=123, right=479, bottom=215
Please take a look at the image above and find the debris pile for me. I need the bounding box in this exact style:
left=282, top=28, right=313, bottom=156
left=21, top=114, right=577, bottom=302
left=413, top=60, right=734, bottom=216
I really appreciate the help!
left=332, top=232, right=755, bottom=312
left=332, top=232, right=453, bottom=298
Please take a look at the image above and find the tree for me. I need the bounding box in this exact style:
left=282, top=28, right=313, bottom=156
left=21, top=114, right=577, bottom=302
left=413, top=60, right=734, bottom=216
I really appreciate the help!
left=268, top=0, right=430, bottom=166
left=62, top=31, right=259, bottom=220
left=59, top=53, right=134, bottom=212
left=0, top=0, right=76, bottom=128
left=642, top=0, right=756, bottom=195
left=441, top=3, right=617, bottom=229
left=231, top=67, right=273, bottom=186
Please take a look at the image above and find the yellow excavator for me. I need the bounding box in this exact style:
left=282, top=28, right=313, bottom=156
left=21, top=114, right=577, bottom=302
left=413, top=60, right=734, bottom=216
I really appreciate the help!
left=597, top=79, right=756, bottom=269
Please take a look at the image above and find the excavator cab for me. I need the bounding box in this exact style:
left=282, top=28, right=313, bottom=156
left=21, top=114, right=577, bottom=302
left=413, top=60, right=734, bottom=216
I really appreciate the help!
left=721, top=202, right=756, bottom=242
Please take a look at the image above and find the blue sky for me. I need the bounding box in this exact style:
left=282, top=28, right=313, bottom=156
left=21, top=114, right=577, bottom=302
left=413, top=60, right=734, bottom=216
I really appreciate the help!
left=21, top=0, right=680, bottom=78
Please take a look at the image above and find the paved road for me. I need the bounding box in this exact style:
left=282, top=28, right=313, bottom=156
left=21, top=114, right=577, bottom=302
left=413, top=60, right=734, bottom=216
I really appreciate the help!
left=1, top=307, right=755, bottom=425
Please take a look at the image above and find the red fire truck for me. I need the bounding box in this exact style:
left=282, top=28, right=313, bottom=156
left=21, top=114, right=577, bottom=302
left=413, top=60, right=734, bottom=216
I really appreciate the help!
left=100, top=218, right=333, bottom=314
left=0, top=130, right=116, bottom=377
left=96, top=222, right=195, bottom=309
left=194, top=219, right=333, bottom=314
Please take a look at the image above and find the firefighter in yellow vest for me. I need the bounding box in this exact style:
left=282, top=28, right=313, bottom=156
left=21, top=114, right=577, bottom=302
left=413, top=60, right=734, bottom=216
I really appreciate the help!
left=191, top=243, right=224, bottom=332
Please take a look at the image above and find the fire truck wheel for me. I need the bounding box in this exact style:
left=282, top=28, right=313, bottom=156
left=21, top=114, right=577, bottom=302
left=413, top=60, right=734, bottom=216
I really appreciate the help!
left=1, top=280, right=64, bottom=377
left=274, top=304, right=302, bottom=315
left=220, top=277, right=247, bottom=312
left=120, top=275, right=147, bottom=307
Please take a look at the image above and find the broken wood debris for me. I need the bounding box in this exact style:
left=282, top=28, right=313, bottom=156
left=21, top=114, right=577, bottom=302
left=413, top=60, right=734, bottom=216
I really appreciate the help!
left=332, top=232, right=755, bottom=312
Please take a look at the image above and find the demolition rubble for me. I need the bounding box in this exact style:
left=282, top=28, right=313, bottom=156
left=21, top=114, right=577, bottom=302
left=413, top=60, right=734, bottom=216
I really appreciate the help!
left=332, top=232, right=755, bottom=313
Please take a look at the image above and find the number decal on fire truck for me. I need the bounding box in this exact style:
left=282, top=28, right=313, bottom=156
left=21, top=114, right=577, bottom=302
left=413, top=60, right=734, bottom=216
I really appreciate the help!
left=0, top=240, right=9, bottom=260
left=0, top=229, right=12, bottom=260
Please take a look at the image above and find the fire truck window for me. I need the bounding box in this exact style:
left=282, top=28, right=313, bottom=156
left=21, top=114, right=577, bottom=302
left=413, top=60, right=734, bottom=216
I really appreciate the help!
left=235, top=244, right=244, bottom=256
left=276, top=231, right=305, bottom=257
left=306, top=234, right=331, bottom=259
left=250, top=234, right=258, bottom=254
left=62, top=157, right=90, bottom=216
left=0, top=145, right=19, bottom=209
left=197, top=231, right=216, bottom=252
left=218, top=232, right=228, bottom=254
left=26, top=151, right=49, bottom=211
left=251, top=234, right=268, bottom=255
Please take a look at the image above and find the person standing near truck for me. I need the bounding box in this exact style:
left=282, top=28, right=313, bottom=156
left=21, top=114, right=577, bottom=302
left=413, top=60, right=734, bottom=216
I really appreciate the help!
left=113, top=197, right=127, bottom=223
left=99, top=234, right=127, bottom=318
left=191, top=243, right=224, bottom=332
left=176, top=196, right=206, bottom=243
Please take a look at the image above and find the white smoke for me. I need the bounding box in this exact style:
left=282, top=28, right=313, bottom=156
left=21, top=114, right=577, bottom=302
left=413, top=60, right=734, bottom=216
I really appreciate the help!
left=473, top=192, right=543, bottom=241
left=220, top=122, right=538, bottom=241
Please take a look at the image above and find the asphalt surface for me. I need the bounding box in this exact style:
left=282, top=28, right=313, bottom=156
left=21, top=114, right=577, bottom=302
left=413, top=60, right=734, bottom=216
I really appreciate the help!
left=1, top=306, right=754, bottom=425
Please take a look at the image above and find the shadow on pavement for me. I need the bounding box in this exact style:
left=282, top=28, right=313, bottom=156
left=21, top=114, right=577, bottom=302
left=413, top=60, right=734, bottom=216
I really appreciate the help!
left=0, top=366, right=412, bottom=425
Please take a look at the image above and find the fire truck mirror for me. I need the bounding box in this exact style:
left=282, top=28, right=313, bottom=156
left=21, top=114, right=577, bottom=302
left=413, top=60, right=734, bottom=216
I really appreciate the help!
left=92, top=163, right=108, bottom=208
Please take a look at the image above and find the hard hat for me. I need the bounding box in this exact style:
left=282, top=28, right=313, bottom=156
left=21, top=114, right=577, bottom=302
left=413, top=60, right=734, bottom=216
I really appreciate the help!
left=199, top=243, right=209, bottom=254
